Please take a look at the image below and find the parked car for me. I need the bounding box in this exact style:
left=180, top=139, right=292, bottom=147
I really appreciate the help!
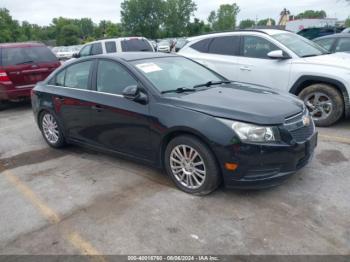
left=72, top=37, right=154, bottom=59
left=297, top=27, right=344, bottom=40
left=179, top=29, right=350, bottom=127
left=175, top=38, right=188, bottom=52
left=0, top=42, right=61, bottom=110
left=157, top=39, right=171, bottom=53
left=31, top=52, right=317, bottom=195
left=314, top=34, right=350, bottom=53
left=53, top=45, right=82, bottom=61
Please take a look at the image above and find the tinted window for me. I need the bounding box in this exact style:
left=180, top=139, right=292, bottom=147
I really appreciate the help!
left=335, top=38, right=350, bottom=52
left=2, top=46, right=58, bottom=66
left=91, top=43, right=103, bottom=55
left=79, top=45, right=91, bottom=57
left=208, top=36, right=240, bottom=56
left=64, top=61, right=93, bottom=90
left=55, top=70, right=65, bottom=86
left=314, top=38, right=335, bottom=51
left=121, top=39, right=153, bottom=52
left=97, top=60, right=137, bottom=95
left=243, top=36, right=279, bottom=59
left=105, top=41, right=117, bottom=53
left=191, top=38, right=212, bottom=53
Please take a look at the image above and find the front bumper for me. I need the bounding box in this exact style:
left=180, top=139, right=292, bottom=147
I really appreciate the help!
left=216, top=132, right=318, bottom=189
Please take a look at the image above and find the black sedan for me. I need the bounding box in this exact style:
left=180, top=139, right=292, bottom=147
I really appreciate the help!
left=31, top=53, right=317, bottom=195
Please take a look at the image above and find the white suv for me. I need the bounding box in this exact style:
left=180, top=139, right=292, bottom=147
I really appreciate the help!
left=73, top=37, right=154, bottom=59
left=179, top=29, right=350, bottom=126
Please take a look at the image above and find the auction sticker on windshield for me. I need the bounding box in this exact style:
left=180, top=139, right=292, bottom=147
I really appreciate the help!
left=136, top=63, right=163, bottom=73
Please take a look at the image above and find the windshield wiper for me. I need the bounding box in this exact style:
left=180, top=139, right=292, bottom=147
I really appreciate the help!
left=193, top=80, right=231, bottom=89
left=161, top=87, right=197, bottom=94
left=16, top=60, right=34, bottom=65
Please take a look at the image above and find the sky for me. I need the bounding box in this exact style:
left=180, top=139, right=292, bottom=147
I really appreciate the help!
left=1, top=0, right=349, bottom=26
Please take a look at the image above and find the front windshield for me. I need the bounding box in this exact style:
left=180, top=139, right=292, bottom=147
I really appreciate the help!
left=272, top=33, right=329, bottom=57
left=132, top=57, right=223, bottom=93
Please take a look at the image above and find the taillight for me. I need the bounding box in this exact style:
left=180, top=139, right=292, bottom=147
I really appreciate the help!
left=0, top=70, right=11, bottom=82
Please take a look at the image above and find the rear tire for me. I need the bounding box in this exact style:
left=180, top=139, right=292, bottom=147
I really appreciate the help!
left=39, top=111, right=66, bottom=148
left=299, top=84, right=344, bottom=127
left=164, top=135, right=221, bottom=196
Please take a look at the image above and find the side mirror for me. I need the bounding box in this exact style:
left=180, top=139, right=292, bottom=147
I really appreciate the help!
left=267, top=50, right=288, bottom=59
left=72, top=53, right=80, bottom=58
left=122, top=85, right=148, bottom=105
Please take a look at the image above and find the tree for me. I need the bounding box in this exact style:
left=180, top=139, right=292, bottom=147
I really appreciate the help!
left=207, top=4, right=240, bottom=31
left=257, top=18, right=276, bottom=26
left=295, top=10, right=327, bottom=19
left=78, top=18, right=94, bottom=40
left=346, top=17, right=350, bottom=27
left=0, top=8, right=21, bottom=43
left=239, top=19, right=255, bottom=29
left=187, top=18, right=210, bottom=36
left=121, top=0, right=165, bottom=39
left=163, top=0, right=197, bottom=37
left=58, top=24, right=80, bottom=45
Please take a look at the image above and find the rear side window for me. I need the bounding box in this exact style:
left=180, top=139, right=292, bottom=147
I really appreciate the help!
left=91, top=43, right=103, bottom=55
left=190, top=38, right=212, bottom=53
left=208, top=36, right=240, bottom=56
left=1, top=46, right=58, bottom=66
left=335, top=38, right=350, bottom=52
left=105, top=41, right=117, bottom=53
left=121, top=39, right=153, bottom=52
left=64, top=61, right=93, bottom=90
left=243, top=36, right=279, bottom=59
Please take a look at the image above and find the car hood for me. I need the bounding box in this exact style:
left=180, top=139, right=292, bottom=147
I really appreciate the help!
left=294, top=52, right=350, bottom=70
left=163, top=83, right=304, bottom=125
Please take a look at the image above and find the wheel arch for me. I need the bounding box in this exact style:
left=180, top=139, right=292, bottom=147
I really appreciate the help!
left=290, top=75, right=350, bottom=118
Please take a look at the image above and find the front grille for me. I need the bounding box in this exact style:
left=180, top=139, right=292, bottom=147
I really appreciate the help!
left=290, top=124, right=315, bottom=142
left=284, top=108, right=315, bottom=143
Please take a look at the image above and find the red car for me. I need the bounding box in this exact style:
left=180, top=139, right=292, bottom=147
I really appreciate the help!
left=0, top=42, right=60, bottom=109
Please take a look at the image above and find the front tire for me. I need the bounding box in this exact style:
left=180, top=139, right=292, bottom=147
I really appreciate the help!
left=164, top=135, right=221, bottom=196
left=299, top=84, right=344, bottom=127
left=40, top=112, right=65, bottom=148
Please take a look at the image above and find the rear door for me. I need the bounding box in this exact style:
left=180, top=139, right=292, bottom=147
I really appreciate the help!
left=1, top=45, right=60, bottom=88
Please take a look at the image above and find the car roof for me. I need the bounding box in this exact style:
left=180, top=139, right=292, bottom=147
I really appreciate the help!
left=186, top=29, right=287, bottom=42
left=85, top=37, right=148, bottom=45
left=314, top=33, right=350, bottom=41
left=0, top=42, right=45, bottom=48
left=94, top=52, right=177, bottom=62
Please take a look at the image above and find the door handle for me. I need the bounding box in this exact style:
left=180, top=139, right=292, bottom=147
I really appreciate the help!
left=240, top=66, right=252, bottom=71
left=91, top=105, right=104, bottom=112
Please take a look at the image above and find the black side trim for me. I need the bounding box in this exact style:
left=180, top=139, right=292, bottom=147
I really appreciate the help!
left=290, top=75, right=350, bottom=118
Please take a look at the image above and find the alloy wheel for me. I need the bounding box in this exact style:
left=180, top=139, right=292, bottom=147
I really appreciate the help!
left=170, top=145, right=206, bottom=190
left=304, top=92, right=333, bottom=121
left=42, top=113, right=60, bottom=144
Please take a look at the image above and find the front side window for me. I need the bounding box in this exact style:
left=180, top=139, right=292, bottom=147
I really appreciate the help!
left=208, top=36, right=240, bottom=56
left=132, top=57, right=223, bottom=93
left=272, top=32, right=328, bottom=57
left=97, top=60, right=137, bottom=95
left=79, top=45, right=91, bottom=57
left=1, top=46, right=58, bottom=66
left=64, top=61, right=93, bottom=90
left=314, top=38, right=335, bottom=52
left=55, top=70, right=65, bottom=86
left=243, top=36, right=279, bottom=59
left=91, top=43, right=103, bottom=55
left=191, top=38, right=212, bottom=53
left=335, top=38, right=350, bottom=52
left=105, top=41, right=117, bottom=53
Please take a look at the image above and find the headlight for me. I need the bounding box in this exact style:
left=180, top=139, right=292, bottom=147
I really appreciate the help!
left=218, top=119, right=280, bottom=143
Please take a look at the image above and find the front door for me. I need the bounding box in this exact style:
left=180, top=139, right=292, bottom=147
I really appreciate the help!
left=236, top=35, right=292, bottom=91
left=88, top=59, right=153, bottom=161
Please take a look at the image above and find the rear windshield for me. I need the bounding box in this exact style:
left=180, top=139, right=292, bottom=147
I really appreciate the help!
left=1, top=46, right=58, bottom=66
left=121, top=39, right=153, bottom=52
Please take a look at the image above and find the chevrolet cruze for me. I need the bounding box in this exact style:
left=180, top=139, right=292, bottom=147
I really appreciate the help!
left=31, top=53, right=317, bottom=195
